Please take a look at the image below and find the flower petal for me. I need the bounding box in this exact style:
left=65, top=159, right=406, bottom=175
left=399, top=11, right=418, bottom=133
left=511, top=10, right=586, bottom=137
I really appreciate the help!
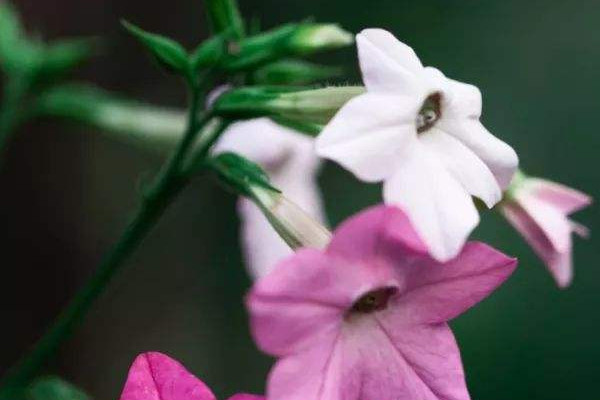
left=356, top=29, right=424, bottom=95
left=380, top=242, right=516, bottom=325
left=365, top=320, right=471, bottom=400
left=266, top=332, right=356, bottom=400
left=383, top=143, right=479, bottom=261
left=316, top=93, right=420, bottom=182
left=213, top=118, right=300, bottom=170
left=247, top=248, right=398, bottom=356
left=528, top=178, right=592, bottom=215
left=326, top=205, right=428, bottom=261
left=501, top=199, right=574, bottom=287
left=420, top=129, right=501, bottom=208
left=438, top=119, right=518, bottom=190
left=119, top=353, right=216, bottom=400
left=442, top=78, right=482, bottom=119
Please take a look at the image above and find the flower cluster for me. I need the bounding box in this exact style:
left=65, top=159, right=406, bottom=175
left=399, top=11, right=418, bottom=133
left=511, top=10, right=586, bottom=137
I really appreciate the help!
left=117, top=27, right=590, bottom=400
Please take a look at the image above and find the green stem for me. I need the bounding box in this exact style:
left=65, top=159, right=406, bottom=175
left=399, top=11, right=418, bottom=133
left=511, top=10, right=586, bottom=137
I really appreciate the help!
left=0, top=73, right=31, bottom=157
left=0, top=87, right=212, bottom=394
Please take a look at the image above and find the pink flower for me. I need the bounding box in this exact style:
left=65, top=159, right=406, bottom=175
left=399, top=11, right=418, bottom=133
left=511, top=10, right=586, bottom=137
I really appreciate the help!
left=247, top=205, right=517, bottom=400
left=500, top=173, right=592, bottom=288
left=119, top=352, right=263, bottom=400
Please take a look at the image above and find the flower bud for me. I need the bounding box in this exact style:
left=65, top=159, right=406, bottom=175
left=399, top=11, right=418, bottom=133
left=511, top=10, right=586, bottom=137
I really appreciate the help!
left=213, top=85, right=365, bottom=125
left=222, top=23, right=353, bottom=71
left=286, top=23, right=353, bottom=55
left=250, top=185, right=332, bottom=251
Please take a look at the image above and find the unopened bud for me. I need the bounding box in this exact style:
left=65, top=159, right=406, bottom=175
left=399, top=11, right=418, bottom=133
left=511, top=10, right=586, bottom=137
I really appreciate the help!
left=213, top=85, right=364, bottom=125
left=287, top=24, right=353, bottom=55
left=250, top=185, right=332, bottom=250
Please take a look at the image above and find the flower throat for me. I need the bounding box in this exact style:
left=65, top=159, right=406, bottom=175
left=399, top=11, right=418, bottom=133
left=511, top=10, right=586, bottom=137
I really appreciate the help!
left=416, top=92, right=442, bottom=133
left=350, top=287, right=397, bottom=314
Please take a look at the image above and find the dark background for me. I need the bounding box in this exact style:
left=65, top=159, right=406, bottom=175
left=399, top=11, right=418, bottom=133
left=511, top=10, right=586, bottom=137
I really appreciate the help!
left=1, top=0, right=599, bottom=399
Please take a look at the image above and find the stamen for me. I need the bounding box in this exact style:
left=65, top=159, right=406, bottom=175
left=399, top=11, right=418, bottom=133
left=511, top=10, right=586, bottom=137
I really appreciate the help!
left=350, top=287, right=397, bottom=314
left=417, top=92, right=442, bottom=133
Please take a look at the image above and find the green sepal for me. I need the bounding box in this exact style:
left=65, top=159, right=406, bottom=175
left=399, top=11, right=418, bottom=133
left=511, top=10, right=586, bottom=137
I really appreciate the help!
left=210, top=152, right=279, bottom=198
left=270, top=116, right=323, bottom=137
left=0, top=2, right=22, bottom=55
left=121, top=20, right=189, bottom=74
left=205, top=0, right=245, bottom=39
left=252, top=59, right=342, bottom=85
left=189, top=30, right=231, bottom=71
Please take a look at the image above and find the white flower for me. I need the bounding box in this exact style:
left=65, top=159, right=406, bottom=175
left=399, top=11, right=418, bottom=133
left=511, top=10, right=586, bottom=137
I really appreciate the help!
left=213, top=118, right=326, bottom=279
left=315, top=28, right=519, bottom=261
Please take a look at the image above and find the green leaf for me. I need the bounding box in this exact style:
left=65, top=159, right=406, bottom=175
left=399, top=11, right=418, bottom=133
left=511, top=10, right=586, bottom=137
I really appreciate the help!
left=210, top=152, right=279, bottom=197
left=252, top=59, right=342, bottom=85
left=0, top=2, right=23, bottom=53
left=121, top=20, right=188, bottom=74
left=26, top=377, right=90, bottom=400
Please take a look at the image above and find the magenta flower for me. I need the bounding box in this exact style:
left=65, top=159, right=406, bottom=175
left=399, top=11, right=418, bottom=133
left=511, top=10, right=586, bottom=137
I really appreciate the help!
left=119, top=352, right=263, bottom=400
left=500, top=173, right=592, bottom=288
left=247, top=205, right=517, bottom=400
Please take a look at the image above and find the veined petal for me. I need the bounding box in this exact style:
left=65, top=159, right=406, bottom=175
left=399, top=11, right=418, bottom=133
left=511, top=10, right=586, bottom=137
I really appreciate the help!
left=316, top=93, right=420, bottom=182
left=357, top=30, right=424, bottom=95
left=383, top=143, right=479, bottom=261
left=247, top=248, right=398, bottom=356
left=527, top=178, right=592, bottom=215
left=119, top=353, right=216, bottom=400
left=379, top=242, right=517, bottom=325
left=420, top=129, right=501, bottom=208
left=369, top=321, right=471, bottom=400
left=438, top=119, right=518, bottom=190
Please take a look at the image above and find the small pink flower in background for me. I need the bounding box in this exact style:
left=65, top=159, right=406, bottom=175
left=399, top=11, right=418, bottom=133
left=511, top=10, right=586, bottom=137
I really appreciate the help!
left=500, top=172, right=592, bottom=288
left=213, top=118, right=325, bottom=279
left=247, top=205, right=517, bottom=400
left=316, top=28, right=519, bottom=262
left=119, top=352, right=263, bottom=400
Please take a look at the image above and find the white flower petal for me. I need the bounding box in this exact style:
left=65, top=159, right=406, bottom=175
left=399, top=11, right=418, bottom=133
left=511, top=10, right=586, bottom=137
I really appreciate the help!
left=383, top=142, right=479, bottom=261
left=442, top=78, right=482, bottom=119
left=438, top=118, right=519, bottom=190
left=420, top=129, right=501, bottom=208
left=316, top=93, right=420, bottom=182
left=212, top=118, right=296, bottom=167
left=358, top=29, right=423, bottom=73
left=356, top=30, right=424, bottom=95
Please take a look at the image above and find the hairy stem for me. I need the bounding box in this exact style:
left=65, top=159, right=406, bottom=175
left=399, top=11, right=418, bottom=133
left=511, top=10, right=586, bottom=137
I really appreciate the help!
left=0, top=86, right=212, bottom=394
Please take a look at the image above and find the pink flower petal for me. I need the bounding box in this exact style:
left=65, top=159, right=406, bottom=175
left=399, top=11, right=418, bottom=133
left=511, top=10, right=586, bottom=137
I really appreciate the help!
left=119, top=353, right=216, bottom=400
left=247, top=248, right=398, bottom=356
left=501, top=201, right=574, bottom=288
left=326, top=205, right=427, bottom=261
left=529, top=178, right=592, bottom=215
left=380, top=242, right=517, bottom=325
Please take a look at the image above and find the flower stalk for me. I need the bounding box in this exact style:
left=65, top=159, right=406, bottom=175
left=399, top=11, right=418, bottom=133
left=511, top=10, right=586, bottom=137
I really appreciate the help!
left=0, top=84, right=215, bottom=395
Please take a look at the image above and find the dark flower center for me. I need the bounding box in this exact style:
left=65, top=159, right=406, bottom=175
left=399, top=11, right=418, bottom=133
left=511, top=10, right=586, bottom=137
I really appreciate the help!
left=350, top=287, right=397, bottom=314
left=416, top=92, right=442, bottom=133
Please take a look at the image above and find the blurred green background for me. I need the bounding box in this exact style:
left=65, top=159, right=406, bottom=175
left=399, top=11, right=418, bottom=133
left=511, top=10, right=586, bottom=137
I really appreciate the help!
left=1, top=0, right=599, bottom=399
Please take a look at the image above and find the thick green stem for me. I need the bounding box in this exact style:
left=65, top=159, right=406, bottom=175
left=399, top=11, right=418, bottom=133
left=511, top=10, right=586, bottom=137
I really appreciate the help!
left=0, top=73, right=30, bottom=157
left=0, top=87, right=212, bottom=395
